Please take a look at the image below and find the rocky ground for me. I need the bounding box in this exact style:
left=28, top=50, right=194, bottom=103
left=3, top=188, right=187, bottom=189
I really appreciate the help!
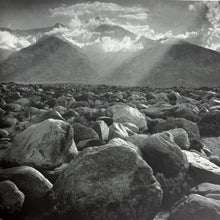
left=0, top=82, right=220, bottom=220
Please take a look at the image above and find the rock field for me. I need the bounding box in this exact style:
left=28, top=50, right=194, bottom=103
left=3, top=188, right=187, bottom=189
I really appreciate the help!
left=0, top=82, right=220, bottom=220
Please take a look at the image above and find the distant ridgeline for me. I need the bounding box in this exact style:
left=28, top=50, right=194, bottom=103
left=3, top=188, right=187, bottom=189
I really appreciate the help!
left=0, top=35, right=220, bottom=88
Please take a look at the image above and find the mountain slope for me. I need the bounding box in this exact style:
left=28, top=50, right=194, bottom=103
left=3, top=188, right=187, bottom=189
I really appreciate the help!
left=109, top=41, right=220, bottom=88
left=0, top=36, right=97, bottom=83
left=0, top=48, right=15, bottom=62
left=93, top=24, right=136, bottom=40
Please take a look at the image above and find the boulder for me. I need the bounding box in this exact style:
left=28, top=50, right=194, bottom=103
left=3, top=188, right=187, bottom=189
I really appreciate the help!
left=198, top=111, right=220, bottom=137
left=90, top=120, right=109, bottom=141
left=111, top=104, right=147, bottom=129
left=97, top=116, right=113, bottom=126
left=209, top=155, right=220, bottom=167
left=77, top=139, right=103, bottom=151
left=3, top=119, right=78, bottom=170
left=72, top=123, right=100, bottom=144
left=0, top=166, right=52, bottom=201
left=182, top=150, right=220, bottom=184
left=127, top=132, right=188, bottom=207
left=4, top=103, right=23, bottom=112
left=0, top=129, right=9, bottom=138
left=168, top=194, right=220, bottom=220
left=32, top=109, right=65, bottom=123
left=190, top=182, right=220, bottom=196
left=167, top=91, right=181, bottom=105
left=122, top=122, right=139, bottom=134
left=55, top=96, right=68, bottom=107
left=0, top=180, right=25, bottom=215
left=127, top=132, right=188, bottom=178
left=153, top=118, right=200, bottom=139
left=109, top=123, right=129, bottom=140
left=53, top=144, right=162, bottom=220
left=53, top=105, right=67, bottom=115
left=202, top=137, right=220, bottom=157
left=108, top=138, right=141, bottom=155
left=166, top=128, right=190, bottom=150
left=174, top=104, right=199, bottom=122
left=189, top=138, right=204, bottom=151
left=14, top=98, right=29, bottom=106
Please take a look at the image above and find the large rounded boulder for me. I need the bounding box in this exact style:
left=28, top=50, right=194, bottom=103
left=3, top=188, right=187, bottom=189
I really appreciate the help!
left=153, top=118, right=200, bottom=139
left=127, top=132, right=189, bottom=207
left=3, top=119, right=78, bottom=170
left=53, top=144, right=162, bottom=220
left=0, top=166, right=52, bottom=201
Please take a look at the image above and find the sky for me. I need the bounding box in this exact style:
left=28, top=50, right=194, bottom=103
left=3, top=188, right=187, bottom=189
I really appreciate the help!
left=0, top=0, right=220, bottom=52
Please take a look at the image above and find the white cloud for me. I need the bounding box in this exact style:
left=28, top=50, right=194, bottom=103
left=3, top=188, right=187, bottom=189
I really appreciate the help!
left=0, top=31, right=34, bottom=50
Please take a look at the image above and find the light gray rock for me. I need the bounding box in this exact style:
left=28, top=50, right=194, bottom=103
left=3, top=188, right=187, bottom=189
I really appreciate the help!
left=190, top=182, right=220, bottom=196
left=109, top=122, right=129, bottom=140
left=111, top=103, right=147, bottom=129
left=3, top=119, right=78, bottom=170
left=182, top=150, right=220, bottom=184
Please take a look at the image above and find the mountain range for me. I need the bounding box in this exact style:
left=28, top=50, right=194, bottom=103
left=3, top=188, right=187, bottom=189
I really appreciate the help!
left=110, top=41, right=220, bottom=87
left=0, top=24, right=220, bottom=87
left=0, top=36, right=97, bottom=84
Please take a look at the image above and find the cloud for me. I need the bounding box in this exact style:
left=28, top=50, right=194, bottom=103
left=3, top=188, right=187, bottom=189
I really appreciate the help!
left=0, top=31, right=35, bottom=50
left=99, top=36, right=143, bottom=52
left=185, top=1, right=220, bottom=50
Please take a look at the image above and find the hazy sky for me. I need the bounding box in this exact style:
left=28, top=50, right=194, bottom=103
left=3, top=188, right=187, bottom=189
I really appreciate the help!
left=0, top=0, right=205, bottom=29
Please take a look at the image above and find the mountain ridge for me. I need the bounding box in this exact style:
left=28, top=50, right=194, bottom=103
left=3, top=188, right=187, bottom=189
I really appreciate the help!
left=0, top=36, right=98, bottom=84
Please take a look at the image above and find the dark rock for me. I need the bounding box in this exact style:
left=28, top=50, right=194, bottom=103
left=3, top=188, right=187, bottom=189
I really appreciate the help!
left=209, top=155, right=220, bottom=167
left=174, top=104, right=199, bottom=122
left=153, top=118, right=200, bottom=139
left=90, top=120, right=109, bottom=141
left=77, top=139, right=103, bottom=151
left=168, top=194, right=220, bottom=220
left=53, top=144, right=162, bottom=220
left=97, top=116, right=113, bottom=126
left=63, top=109, right=79, bottom=119
left=72, top=123, right=99, bottom=144
left=127, top=132, right=189, bottom=207
left=32, top=109, right=65, bottom=123
left=198, top=111, right=220, bottom=137
left=0, top=180, right=25, bottom=215
left=0, top=166, right=52, bottom=201
left=127, top=132, right=188, bottom=178
left=189, top=138, right=204, bottom=151
left=167, top=91, right=181, bottom=105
